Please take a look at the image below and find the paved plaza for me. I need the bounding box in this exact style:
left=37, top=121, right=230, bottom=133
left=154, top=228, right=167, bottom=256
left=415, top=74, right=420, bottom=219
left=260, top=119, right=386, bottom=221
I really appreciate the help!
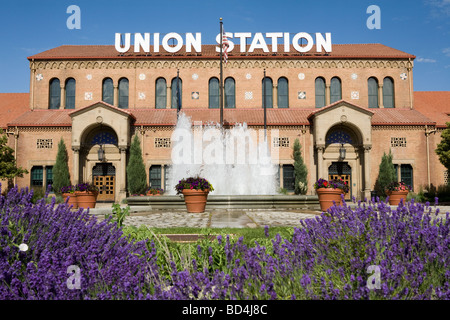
left=87, top=203, right=450, bottom=229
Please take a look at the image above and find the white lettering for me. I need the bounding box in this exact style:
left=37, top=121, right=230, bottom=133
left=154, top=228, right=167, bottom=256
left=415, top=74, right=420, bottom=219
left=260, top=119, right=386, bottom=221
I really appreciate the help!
left=66, top=5, right=81, bottom=30
left=266, top=32, right=283, bottom=53
left=186, top=33, right=202, bottom=53
left=162, top=32, right=183, bottom=53
left=234, top=32, right=252, bottom=52
left=316, top=32, right=332, bottom=52
left=249, top=33, right=269, bottom=53
left=115, top=33, right=131, bottom=53
left=154, top=33, right=160, bottom=52
left=292, top=32, right=314, bottom=53
left=134, top=33, right=150, bottom=53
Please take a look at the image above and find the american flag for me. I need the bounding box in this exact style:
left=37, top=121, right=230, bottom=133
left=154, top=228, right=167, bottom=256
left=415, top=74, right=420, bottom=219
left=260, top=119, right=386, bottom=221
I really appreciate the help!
left=222, top=28, right=229, bottom=64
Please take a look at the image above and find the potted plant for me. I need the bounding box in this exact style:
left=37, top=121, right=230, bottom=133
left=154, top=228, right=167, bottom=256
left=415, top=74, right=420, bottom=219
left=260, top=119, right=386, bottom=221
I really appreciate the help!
left=386, top=181, right=411, bottom=205
left=314, top=178, right=349, bottom=212
left=175, top=176, right=214, bottom=213
left=75, top=182, right=99, bottom=209
left=60, top=185, right=78, bottom=209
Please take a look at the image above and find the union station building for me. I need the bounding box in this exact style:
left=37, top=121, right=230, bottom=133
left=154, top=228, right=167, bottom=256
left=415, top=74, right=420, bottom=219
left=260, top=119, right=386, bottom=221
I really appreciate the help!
left=1, top=42, right=449, bottom=203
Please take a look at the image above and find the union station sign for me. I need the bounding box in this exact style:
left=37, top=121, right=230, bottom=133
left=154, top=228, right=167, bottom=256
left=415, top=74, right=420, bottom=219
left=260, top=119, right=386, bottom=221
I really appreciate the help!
left=114, top=32, right=332, bottom=54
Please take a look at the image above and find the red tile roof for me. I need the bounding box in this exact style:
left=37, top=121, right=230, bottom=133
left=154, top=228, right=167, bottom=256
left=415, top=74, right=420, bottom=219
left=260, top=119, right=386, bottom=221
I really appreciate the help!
left=27, top=43, right=415, bottom=61
left=0, top=93, right=30, bottom=129
left=7, top=103, right=435, bottom=128
left=414, top=91, right=450, bottom=127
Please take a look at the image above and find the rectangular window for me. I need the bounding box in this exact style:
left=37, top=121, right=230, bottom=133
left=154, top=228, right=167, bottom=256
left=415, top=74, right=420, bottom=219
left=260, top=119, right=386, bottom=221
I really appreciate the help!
left=149, top=165, right=162, bottom=189
left=283, top=164, right=295, bottom=192
left=401, top=164, right=413, bottom=190
left=31, top=166, right=43, bottom=186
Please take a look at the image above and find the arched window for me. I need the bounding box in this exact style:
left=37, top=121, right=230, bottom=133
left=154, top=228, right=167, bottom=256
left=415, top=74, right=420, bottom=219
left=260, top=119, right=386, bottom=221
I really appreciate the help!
left=155, top=78, right=167, bottom=109
left=102, top=78, right=114, bottom=105
left=368, top=77, right=379, bottom=108
left=277, top=77, right=289, bottom=108
left=208, top=77, right=219, bottom=109
left=65, top=78, right=76, bottom=109
left=262, top=77, right=273, bottom=108
left=315, top=77, right=326, bottom=108
left=225, top=77, right=236, bottom=109
left=383, top=77, right=395, bottom=108
left=49, top=78, right=60, bottom=109
left=118, top=78, right=129, bottom=109
left=330, top=77, right=342, bottom=103
left=171, top=77, right=182, bottom=109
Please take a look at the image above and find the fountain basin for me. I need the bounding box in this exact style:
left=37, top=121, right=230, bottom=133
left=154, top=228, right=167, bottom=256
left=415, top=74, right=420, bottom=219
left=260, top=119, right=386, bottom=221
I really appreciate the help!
left=126, top=194, right=319, bottom=210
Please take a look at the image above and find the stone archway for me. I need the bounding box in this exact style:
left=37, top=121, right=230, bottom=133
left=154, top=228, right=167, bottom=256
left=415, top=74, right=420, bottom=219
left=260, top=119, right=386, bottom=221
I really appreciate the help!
left=308, top=101, right=374, bottom=200
left=69, top=101, right=133, bottom=202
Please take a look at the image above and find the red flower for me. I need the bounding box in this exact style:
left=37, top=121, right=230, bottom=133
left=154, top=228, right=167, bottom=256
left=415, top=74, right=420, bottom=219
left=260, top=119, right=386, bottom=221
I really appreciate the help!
left=323, top=181, right=328, bottom=187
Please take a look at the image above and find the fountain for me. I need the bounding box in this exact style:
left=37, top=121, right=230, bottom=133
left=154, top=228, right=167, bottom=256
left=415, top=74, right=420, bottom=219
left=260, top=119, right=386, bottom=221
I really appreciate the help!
left=166, top=112, right=278, bottom=195
left=127, top=112, right=319, bottom=209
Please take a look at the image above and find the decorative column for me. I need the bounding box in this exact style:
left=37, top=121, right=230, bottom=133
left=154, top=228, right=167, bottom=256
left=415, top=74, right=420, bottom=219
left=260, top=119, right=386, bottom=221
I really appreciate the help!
left=72, top=147, right=80, bottom=185
left=167, top=84, right=172, bottom=109
left=119, top=147, right=127, bottom=200
left=279, top=164, right=284, bottom=188
left=378, top=84, right=384, bottom=108
left=316, top=145, right=325, bottom=180
left=325, top=84, right=331, bottom=106
left=114, top=84, right=119, bottom=107
left=273, top=84, right=278, bottom=108
left=60, top=83, right=65, bottom=109
left=42, top=165, right=47, bottom=190
left=363, top=145, right=372, bottom=199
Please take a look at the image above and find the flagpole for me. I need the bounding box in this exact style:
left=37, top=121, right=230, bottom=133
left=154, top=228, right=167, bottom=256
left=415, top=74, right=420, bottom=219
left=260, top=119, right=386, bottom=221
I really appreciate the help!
left=219, top=17, right=224, bottom=127
left=263, top=68, right=267, bottom=141
left=176, top=68, right=180, bottom=119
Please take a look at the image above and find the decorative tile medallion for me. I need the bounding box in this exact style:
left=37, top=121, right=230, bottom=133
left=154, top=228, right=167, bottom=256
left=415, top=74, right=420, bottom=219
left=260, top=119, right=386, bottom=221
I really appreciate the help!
left=85, top=92, right=93, bottom=100
left=298, top=73, right=305, bottom=80
left=139, top=73, right=146, bottom=80
left=86, top=74, right=92, bottom=80
left=351, top=91, right=359, bottom=99
left=192, top=73, right=199, bottom=80
left=191, top=92, right=199, bottom=99
left=246, top=73, right=252, bottom=80
left=298, top=91, right=306, bottom=99
left=245, top=92, right=253, bottom=100
left=351, top=73, right=358, bottom=80
left=36, top=74, right=43, bottom=81
left=400, top=72, right=407, bottom=80
left=138, top=92, right=146, bottom=100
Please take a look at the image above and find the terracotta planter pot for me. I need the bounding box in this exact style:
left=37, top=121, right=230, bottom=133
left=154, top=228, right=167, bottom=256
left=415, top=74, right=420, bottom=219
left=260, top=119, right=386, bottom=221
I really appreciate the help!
left=62, top=193, right=78, bottom=209
left=75, top=191, right=98, bottom=209
left=316, top=188, right=343, bottom=212
left=386, top=190, right=409, bottom=205
left=182, top=189, right=209, bottom=213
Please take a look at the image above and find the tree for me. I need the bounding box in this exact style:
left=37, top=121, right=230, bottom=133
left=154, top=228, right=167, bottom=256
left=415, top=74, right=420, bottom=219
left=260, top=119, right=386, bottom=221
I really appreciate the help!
left=374, top=150, right=397, bottom=197
left=436, top=122, right=450, bottom=179
left=0, top=128, right=28, bottom=188
left=293, top=138, right=308, bottom=195
left=126, top=135, right=147, bottom=195
left=52, top=138, right=71, bottom=194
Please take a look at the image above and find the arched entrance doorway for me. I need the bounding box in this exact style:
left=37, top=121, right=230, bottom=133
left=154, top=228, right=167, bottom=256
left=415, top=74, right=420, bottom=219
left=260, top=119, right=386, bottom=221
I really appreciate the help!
left=80, top=126, right=120, bottom=202
left=323, top=124, right=361, bottom=200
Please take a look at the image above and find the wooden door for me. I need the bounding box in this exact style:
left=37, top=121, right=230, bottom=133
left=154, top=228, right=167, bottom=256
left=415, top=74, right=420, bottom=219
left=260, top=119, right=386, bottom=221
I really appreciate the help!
left=328, top=162, right=352, bottom=200
left=93, top=175, right=115, bottom=201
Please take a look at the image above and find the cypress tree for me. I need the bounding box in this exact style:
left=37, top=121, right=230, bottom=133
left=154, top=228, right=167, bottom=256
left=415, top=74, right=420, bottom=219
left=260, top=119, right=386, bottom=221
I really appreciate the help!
left=436, top=121, right=450, bottom=176
left=52, top=138, right=71, bottom=194
left=126, top=135, right=147, bottom=195
left=293, top=138, right=308, bottom=195
left=374, top=150, right=397, bottom=197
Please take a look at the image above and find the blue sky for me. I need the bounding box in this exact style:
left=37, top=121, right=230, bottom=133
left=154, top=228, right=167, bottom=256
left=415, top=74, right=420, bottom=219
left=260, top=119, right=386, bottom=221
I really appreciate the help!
left=0, top=0, right=449, bottom=93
